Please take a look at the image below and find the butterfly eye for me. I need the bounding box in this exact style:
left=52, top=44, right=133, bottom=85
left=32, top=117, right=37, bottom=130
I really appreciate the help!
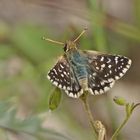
left=64, top=43, right=68, bottom=52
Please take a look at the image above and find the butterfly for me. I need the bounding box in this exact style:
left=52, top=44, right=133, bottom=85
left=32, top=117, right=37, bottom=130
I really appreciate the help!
left=46, top=29, right=132, bottom=98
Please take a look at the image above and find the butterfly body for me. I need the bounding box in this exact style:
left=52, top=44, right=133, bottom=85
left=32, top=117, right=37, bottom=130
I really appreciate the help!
left=47, top=40, right=132, bottom=98
left=66, top=48, right=89, bottom=90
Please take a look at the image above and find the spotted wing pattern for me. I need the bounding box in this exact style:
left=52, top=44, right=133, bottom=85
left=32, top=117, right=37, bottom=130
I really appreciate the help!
left=88, top=71, right=115, bottom=95
left=47, top=56, right=83, bottom=98
left=47, top=50, right=132, bottom=98
left=83, top=50, right=132, bottom=95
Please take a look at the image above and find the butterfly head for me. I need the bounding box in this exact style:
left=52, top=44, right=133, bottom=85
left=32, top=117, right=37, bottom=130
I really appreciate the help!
left=63, top=41, right=77, bottom=53
left=43, top=28, right=87, bottom=52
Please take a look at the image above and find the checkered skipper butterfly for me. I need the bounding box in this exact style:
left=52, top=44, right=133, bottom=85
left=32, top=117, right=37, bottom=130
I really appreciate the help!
left=45, top=29, right=132, bottom=98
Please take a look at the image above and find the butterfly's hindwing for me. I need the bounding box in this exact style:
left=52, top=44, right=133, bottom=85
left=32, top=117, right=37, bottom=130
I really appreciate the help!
left=88, top=72, right=115, bottom=95
left=47, top=56, right=83, bottom=98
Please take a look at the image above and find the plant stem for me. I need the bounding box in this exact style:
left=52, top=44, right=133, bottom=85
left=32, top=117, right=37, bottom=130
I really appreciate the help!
left=80, top=93, right=98, bottom=139
left=111, top=115, right=130, bottom=140
left=80, top=93, right=106, bottom=140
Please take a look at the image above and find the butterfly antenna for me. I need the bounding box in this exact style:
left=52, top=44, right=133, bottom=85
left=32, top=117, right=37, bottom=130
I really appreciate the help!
left=42, top=37, right=64, bottom=45
left=73, top=28, right=87, bottom=43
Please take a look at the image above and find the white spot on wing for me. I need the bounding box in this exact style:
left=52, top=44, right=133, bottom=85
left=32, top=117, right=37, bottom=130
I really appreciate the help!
left=108, top=65, right=112, bottom=68
left=115, top=56, right=119, bottom=61
left=94, top=90, right=99, bottom=95
left=110, top=82, right=115, bottom=87
left=58, top=84, right=62, bottom=88
left=107, top=58, right=111, bottom=63
left=96, top=67, right=99, bottom=70
left=122, top=68, right=128, bottom=73
left=109, top=70, right=112, bottom=74
left=101, top=57, right=104, bottom=61
left=101, top=64, right=105, bottom=68
left=128, top=59, right=132, bottom=65
left=47, top=75, right=50, bottom=79
left=101, top=81, right=104, bottom=86
left=69, top=92, right=74, bottom=97
left=67, top=87, right=71, bottom=90
left=89, top=75, right=92, bottom=78
left=60, top=64, right=64, bottom=69
left=92, top=83, right=95, bottom=87
left=108, top=78, right=114, bottom=82
left=126, top=65, right=130, bottom=69
left=74, top=94, right=77, bottom=98
left=104, top=86, right=110, bottom=92
left=99, top=89, right=104, bottom=94
left=119, top=73, right=124, bottom=77
left=93, top=73, right=96, bottom=76
left=53, top=69, right=57, bottom=74
left=88, top=88, right=94, bottom=95
left=115, top=76, right=120, bottom=80
left=53, top=81, right=58, bottom=86
left=63, top=86, right=66, bottom=90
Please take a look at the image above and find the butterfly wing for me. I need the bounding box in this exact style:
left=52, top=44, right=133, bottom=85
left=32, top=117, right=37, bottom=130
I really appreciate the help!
left=47, top=56, right=83, bottom=98
left=82, top=50, right=132, bottom=95
left=88, top=71, right=115, bottom=95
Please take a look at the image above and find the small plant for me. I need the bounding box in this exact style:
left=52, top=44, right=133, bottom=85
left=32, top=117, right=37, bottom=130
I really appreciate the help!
left=49, top=90, right=140, bottom=140
left=45, top=30, right=139, bottom=140
left=111, top=96, right=140, bottom=140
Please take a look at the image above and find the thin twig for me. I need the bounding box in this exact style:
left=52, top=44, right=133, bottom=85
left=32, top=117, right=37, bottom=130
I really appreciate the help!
left=80, top=93, right=97, bottom=139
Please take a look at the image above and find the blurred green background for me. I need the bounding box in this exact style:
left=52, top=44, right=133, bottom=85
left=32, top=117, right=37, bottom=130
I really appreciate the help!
left=0, top=0, right=140, bottom=140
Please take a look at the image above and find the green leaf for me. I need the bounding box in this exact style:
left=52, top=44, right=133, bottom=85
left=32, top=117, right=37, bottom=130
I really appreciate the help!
left=49, top=88, right=62, bottom=111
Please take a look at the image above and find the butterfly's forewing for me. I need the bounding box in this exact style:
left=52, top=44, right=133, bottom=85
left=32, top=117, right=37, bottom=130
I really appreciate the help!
left=47, top=56, right=83, bottom=98
left=83, top=50, right=132, bottom=95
